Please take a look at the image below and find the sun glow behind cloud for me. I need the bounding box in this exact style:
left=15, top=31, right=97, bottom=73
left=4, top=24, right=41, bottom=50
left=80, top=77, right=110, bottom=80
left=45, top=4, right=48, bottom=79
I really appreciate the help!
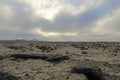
left=32, top=28, right=78, bottom=37
left=21, top=0, right=84, bottom=20
left=21, top=0, right=63, bottom=20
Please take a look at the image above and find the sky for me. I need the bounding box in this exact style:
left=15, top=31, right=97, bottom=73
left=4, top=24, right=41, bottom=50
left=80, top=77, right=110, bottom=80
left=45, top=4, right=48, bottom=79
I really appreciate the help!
left=0, top=0, right=120, bottom=41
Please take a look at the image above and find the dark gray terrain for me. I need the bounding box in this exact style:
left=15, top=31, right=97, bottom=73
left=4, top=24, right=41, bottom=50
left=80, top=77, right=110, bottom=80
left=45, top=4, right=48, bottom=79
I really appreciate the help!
left=0, top=41, right=120, bottom=80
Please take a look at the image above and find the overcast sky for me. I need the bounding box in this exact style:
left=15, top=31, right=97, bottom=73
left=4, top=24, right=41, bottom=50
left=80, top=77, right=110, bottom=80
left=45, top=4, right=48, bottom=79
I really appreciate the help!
left=0, top=0, right=120, bottom=41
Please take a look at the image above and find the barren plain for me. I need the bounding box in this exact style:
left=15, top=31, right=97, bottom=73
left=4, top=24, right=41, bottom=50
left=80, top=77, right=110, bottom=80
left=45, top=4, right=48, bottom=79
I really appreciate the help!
left=0, top=41, right=120, bottom=80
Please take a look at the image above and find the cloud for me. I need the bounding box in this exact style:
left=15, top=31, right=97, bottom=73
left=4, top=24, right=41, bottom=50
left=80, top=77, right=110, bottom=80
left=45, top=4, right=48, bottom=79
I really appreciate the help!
left=92, top=8, right=120, bottom=35
left=31, top=28, right=78, bottom=37
left=0, top=0, right=120, bottom=41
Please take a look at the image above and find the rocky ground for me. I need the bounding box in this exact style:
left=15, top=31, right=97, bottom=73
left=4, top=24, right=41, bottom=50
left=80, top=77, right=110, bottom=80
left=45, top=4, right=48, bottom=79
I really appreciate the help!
left=0, top=41, right=120, bottom=80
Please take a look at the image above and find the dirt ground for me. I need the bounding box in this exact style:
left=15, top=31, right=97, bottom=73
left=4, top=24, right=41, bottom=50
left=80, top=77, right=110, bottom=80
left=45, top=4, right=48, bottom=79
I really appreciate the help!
left=0, top=41, right=120, bottom=80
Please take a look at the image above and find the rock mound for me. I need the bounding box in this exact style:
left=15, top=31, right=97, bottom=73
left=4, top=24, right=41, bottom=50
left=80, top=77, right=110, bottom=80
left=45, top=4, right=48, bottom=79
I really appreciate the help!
left=10, top=54, right=69, bottom=63
left=72, top=60, right=119, bottom=80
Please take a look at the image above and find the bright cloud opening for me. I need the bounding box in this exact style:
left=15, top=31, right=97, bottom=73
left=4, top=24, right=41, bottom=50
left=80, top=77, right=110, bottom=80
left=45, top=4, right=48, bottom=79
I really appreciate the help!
left=32, top=28, right=78, bottom=37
